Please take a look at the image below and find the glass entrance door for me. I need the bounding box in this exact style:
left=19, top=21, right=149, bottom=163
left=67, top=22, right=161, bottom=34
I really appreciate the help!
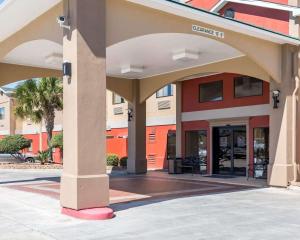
left=185, top=130, right=207, bottom=173
left=213, top=126, right=247, bottom=176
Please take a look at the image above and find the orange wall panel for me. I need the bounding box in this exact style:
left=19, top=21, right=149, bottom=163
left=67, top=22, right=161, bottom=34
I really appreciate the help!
left=182, top=73, right=270, bottom=113
left=107, top=138, right=128, bottom=159
left=219, top=3, right=289, bottom=34
left=188, top=0, right=220, bottom=10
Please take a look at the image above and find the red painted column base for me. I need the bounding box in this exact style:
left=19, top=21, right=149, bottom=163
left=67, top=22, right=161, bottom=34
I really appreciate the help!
left=61, top=207, right=114, bottom=220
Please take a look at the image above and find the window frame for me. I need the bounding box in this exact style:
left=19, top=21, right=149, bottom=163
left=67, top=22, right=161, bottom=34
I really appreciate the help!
left=199, top=80, right=223, bottom=103
left=112, top=93, right=125, bottom=105
left=234, top=76, right=264, bottom=99
left=156, top=84, right=173, bottom=98
left=224, top=8, right=235, bottom=19
left=0, top=107, right=5, bottom=120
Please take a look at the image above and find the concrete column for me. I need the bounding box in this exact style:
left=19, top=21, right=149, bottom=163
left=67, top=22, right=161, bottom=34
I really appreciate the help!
left=127, top=80, right=147, bottom=174
left=60, top=0, right=109, bottom=210
left=268, top=45, right=295, bottom=187
left=176, top=82, right=182, bottom=157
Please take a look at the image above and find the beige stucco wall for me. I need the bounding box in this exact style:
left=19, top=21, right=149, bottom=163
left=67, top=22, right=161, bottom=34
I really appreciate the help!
left=0, top=94, right=14, bottom=135
left=107, top=84, right=176, bottom=129
left=0, top=86, right=177, bottom=135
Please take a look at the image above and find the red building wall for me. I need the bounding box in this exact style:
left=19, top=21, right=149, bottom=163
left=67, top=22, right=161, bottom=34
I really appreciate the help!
left=181, top=73, right=270, bottom=174
left=182, top=73, right=270, bottom=113
left=188, top=0, right=289, bottom=34
left=146, top=125, right=176, bottom=169
left=106, top=125, right=176, bottom=169
left=187, top=0, right=220, bottom=10
left=219, top=3, right=289, bottom=34
left=107, top=128, right=128, bottom=159
left=23, top=131, right=62, bottom=164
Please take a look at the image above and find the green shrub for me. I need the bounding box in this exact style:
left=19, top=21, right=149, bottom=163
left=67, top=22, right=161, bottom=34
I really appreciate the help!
left=37, top=150, right=50, bottom=165
left=106, top=154, right=119, bottom=167
left=51, top=133, right=63, bottom=150
left=119, top=157, right=128, bottom=167
left=0, top=135, right=31, bottom=154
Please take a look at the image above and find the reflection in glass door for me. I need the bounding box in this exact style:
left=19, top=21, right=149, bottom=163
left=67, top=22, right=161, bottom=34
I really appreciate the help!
left=213, top=126, right=247, bottom=176
left=185, top=130, right=207, bottom=173
left=233, top=128, right=247, bottom=176
left=253, top=128, right=269, bottom=178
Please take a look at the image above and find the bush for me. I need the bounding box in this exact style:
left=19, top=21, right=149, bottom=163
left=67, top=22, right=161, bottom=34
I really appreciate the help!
left=51, top=133, right=63, bottom=150
left=119, top=157, right=127, bottom=167
left=37, top=150, right=50, bottom=165
left=106, top=154, right=119, bottom=167
left=0, top=135, right=31, bottom=154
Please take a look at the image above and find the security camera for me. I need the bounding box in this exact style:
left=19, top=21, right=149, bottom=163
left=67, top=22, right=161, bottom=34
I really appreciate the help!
left=272, top=90, right=280, bottom=97
left=57, top=16, right=70, bottom=30
left=57, top=16, right=65, bottom=24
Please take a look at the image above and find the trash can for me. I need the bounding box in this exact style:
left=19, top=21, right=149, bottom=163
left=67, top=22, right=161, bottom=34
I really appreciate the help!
left=168, top=158, right=183, bottom=174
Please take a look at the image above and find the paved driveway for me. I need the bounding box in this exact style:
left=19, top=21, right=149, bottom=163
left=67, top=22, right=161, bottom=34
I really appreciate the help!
left=0, top=169, right=300, bottom=240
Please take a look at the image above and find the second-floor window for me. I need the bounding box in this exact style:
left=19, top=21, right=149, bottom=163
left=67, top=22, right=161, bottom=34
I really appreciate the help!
left=156, top=85, right=173, bottom=98
left=199, top=80, right=223, bottom=103
left=0, top=107, right=5, bottom=120
left=224, top=8, right=235, bottom=19
left=234, top=76, right=263, bottom=98
left=112, top=93, right=125, bottom=105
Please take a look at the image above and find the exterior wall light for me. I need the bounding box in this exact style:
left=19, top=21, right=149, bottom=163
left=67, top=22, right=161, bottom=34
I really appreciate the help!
left=128, top=108, right=133, bottom=122
left=272, top=90, right=280, bottom=109
left=63, top=61, right=71, bottom=78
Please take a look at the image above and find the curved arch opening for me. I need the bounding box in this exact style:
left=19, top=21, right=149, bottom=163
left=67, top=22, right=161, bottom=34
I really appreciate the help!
left=3, top=39, right=62, bottom=70
left=107, top=33, right=244, bottom=80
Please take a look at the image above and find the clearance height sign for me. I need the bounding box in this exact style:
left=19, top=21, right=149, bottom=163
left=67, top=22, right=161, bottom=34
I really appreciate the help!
left=192, top=25, right=225, bottom=39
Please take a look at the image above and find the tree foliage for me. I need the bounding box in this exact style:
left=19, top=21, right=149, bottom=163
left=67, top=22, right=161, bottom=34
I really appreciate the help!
left=0, top=135, right=31, bottom=154
left=14, top=78, right=63, bottom=160
left=51, top=133, right=63, bottom=151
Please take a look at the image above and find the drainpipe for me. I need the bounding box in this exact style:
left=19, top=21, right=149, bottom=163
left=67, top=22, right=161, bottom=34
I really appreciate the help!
left=292, top=72, right=300, bottom=183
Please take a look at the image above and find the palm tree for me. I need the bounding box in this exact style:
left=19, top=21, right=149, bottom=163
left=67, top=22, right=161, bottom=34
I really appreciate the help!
left=14, top=77, right=63, bottom=161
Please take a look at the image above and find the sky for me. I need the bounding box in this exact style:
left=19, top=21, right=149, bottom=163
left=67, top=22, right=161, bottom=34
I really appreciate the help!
left=3, top=81, right=25, bottom=89
left=0, top=0, right=5, bottom=5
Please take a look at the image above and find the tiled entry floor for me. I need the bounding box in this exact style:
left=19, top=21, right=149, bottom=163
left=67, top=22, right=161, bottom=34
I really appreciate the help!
left=6, top=174, right=253, bottom=205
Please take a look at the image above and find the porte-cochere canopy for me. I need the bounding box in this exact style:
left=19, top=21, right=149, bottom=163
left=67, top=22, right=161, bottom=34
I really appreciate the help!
left=0, top=0, right=300, bottom=97
left=0, top=0, right=300, bottom=215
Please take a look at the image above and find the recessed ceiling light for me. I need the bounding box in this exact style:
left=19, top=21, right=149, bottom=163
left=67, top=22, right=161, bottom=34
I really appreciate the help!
left=172, top=49, right=200, bottom=61
left=121, top=65, right=144, bottom=74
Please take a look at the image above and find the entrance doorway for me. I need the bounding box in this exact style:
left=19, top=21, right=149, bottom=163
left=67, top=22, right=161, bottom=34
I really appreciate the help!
left=213, top=126, right=247, bottom=176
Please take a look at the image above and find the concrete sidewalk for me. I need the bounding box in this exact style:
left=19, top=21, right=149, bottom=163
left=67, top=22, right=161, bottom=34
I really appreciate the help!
left=0, top=169, right=300, bottom=240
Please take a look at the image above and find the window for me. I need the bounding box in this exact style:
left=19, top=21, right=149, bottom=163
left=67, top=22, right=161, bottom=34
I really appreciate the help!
left=0, top=107, right=5, bottom=120
left=199, top=80, right=223, bottom=103
left=156, top=85, right=173, bottom=98
left=28, top=140, right=33, bottom=152
left=253, top=127, right=269, bottom=179
left=234, top=76, right=263, bottom=98
left=224, top=8, right=235, bottom=19
left=112, top=93, right=125, bottom=105
left=185, top=130, right=207, bottom=174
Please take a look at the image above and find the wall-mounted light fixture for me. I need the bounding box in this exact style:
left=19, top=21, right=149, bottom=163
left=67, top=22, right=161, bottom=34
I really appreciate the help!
left=128, top=108, right=133, bottom=122
left=63, top=61, right=72, bottom=84
left=272, top=90, right=280, bottom=109
left=63, top=61, right=71, bottom=76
